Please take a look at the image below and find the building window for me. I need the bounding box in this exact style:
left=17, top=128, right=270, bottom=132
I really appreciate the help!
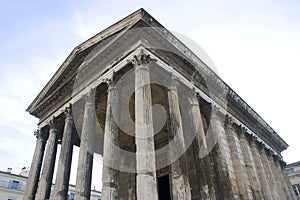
left=286, top=168, right=295, bottom=174
left=9, top=180, right=20, bottom=190
left=69, top=193, right=75, bottom=200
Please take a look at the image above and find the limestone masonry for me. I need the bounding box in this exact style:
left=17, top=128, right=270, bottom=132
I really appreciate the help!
left=24, top=9, right=296, bottom=200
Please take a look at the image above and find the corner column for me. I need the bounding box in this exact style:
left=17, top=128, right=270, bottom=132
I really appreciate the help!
left=23, top=130, right=47, bottom=200
left=54, top=106, right=74, bottom=200
left=36, top=117, right=59, bottom=200
left=102, top=77, right=120, bottom=200
left=167, top=75, right=191, bottom=200
left=75, top=90, right=96, bottom=200
left=133, top=51, right=158, bottom=200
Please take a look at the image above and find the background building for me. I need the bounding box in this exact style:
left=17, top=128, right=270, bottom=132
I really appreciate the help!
left=0, top=168, right=101, bottom=200
left=0, top=168, right=27, bottom=200
left=286, top=161, right=300, bottom=198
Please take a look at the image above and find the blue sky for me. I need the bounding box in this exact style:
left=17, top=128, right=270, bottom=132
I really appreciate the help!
left=0, top=0, right=300, bottom=189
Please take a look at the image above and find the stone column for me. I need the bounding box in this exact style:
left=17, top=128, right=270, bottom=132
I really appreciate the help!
left=274, top=158, right=291, bottom=199
left=54, top=106, right=74, bottom=200
left=132, top=51, right=158, bottom=200
left=210, top=107, right=238, bottom=199
left=249, top=137, right=272, bottom=199
left=224, top=119, right=252, bottom=199
left=238, top=128, right=262, bottom=200
left=36, top=117, right=59, bottom=200
left=75, top=90, right=96, bottom=200
left=259, top=144, right=279, bottom=199
left=102, top=78, right=120, bottom=200
left=279, top=161, right=298, bottom=200
left=167, top=75, right=191, bottom=200
left=267, top=151, right=286, bottom=200
left=187, top=91, right=211, bottom=199
left=23, top=130, right=47, bottom=200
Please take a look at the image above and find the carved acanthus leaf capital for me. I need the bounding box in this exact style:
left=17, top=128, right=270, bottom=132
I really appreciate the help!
left=225, top=115, right=233, bottom=128
left=34, top=129, right=47, bottom=141
left=239, top=125, right=247, bottom=138
left=49, top=116, right=58, bottom=130
left=85, top=88, right=96, bottom=104
left=129, top=50, right=156, bottom=66
left=64, top=104, right=72, bottom=120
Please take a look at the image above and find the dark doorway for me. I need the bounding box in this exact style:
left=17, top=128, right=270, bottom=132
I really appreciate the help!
left=158, top=175, right=171, bottom=200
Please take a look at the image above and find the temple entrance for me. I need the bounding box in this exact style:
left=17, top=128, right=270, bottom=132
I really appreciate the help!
left=158, top=174, right=171, bottom=200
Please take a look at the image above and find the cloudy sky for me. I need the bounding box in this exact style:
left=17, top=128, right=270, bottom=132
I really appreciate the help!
left=0, top=0, right=299, bottom=189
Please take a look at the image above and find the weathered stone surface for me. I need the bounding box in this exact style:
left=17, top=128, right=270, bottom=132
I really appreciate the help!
left=102, top=77, right=120, bottom=200
left=167, top=77, right=191, bottom=200
left=36, top=118, right=59, bottom=200
left=25, top=9, right=296, bottom=200
left=23, top=131, right=47, bottom=200
left=134, top=51, right=158, bottom=200
left=54, top=106, right=74, bottom=200
left=75, top=90, right=96, bottom=200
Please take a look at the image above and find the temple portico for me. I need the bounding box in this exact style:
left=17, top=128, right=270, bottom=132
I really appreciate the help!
left=25, top=9, right=296, bottom=200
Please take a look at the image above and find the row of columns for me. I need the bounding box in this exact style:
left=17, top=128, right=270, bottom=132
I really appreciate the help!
left=208, top=109, right=296, bottom=200
left=24, top=51, right=295, bottom=200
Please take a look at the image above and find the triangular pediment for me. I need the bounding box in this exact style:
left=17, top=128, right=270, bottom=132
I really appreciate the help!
left=26, top=9, right=164, bottom=116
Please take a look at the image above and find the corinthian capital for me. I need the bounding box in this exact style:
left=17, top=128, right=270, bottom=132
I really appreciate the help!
left=129, top=50, right=156, bottom=66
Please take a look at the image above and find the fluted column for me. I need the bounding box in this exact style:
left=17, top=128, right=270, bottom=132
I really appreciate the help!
left=167, top=75, right=191, bottom=200
left=132, top=51, right=158, bottom=200
left=249, top=137, right=272, bottom=199
left=75, top=90, right=96, bottom=200
left=210, top=107, right=238, bottom=199
left=102, top=77, right=120, bottom=200
left=279, top=161, right=298, bottom=200
left=23, top=130, right=47, bottom=200
left=268, top=151, right=286, bottom=200
left=274, top=159, right=292, bottom=199
left=36, top=117, right=59, bottom=200
left=225, top=119, right=252, bottom=199
left=54, top=106, right=74, bottom=200
left=260, top=144, right=279, bottom=199
left=238, top=128, right=262, bottom=200
left=187, top=91, right=211, bottom=199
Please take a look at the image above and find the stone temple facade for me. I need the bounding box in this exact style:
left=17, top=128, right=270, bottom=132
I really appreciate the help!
left=24, top=9, right=296, bottom=200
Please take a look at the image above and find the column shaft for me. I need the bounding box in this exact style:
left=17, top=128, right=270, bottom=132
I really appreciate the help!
left=36, top=119, right=59, bottom=200
left=250, top=139, right=272, bottom=199
left=75, top=90, right=96, bottom=200
left=102, top=79, right=120, bottom=200
left=135, top=61, right=158, bottom=200
left=239, top=133, right=262, bottom=200
left=23, top=131, right=47, bottom=200
left=54, top=107, right=74, bottom=200
left=188, top=93, right=211, bottom=199
left=210, top=108, right=239, bottom=199
left=225, top=122, right=252, bottom=199
left=260, top=146, right=279, bottom=199
left=167, top=79, right=191, bottom=200
left=267, top=152, right=286, bottom=200
left=274, top=160, right=291, bottom=199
